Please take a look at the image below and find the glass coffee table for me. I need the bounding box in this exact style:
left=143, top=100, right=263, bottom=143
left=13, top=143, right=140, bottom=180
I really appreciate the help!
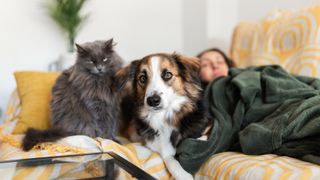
left=0, top=152, right=156, bottom=180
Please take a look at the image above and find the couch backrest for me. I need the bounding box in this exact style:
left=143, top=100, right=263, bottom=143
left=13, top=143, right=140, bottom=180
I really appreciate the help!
left=230, top=5, right=320, bottom=77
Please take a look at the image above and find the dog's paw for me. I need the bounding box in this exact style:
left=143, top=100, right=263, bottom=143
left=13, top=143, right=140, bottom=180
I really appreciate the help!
left=197, top=135, right=208, bottom=141
left=174, top=171, right=194, bottom=180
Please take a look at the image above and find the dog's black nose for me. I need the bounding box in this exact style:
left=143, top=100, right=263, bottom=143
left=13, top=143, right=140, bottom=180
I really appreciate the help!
left=147, top=95, right=161, bottom=107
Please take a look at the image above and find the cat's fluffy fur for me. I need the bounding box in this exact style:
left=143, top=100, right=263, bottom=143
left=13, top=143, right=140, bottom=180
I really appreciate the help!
left=22, top=38, right=123, bottom=151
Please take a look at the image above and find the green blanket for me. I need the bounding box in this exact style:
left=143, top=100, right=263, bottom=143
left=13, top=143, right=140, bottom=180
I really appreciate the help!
left=177, top=65, right=320, bottom=174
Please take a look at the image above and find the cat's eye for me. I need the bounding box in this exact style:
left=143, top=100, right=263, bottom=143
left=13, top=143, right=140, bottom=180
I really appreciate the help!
left=88, top=60, right=94, bottom=64
left=139, top=75, right=147, bottom=84
left=162, top=71, right=173, bottom=81
left=103, top=58, right=109, bottom=62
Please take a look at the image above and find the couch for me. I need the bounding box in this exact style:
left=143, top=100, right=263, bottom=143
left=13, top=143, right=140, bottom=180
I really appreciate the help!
left=1, top=5, right=320, bottom=180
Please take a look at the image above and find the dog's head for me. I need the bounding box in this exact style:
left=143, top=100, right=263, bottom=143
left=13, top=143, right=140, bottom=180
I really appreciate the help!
left=116, top=53, right=202, bottom=125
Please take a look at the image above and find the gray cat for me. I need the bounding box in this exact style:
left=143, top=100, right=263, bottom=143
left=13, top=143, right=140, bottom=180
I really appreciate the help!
left=22, top=38, right=124, bottom=151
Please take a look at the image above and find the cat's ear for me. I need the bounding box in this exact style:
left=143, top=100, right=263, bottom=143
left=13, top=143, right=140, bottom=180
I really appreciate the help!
left=105, top=38, right=116, bottom=51
left=75, top=43, right=88, bottom=55
left=114, top=60, right=139, bottom=91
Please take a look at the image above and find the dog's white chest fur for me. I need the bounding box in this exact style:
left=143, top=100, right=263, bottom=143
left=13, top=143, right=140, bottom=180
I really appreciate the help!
left=146, top=123, right=175, bottom=156
left=144, top=107, right=178, bottom=156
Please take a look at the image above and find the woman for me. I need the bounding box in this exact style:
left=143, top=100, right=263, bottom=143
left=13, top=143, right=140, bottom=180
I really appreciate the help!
left=178, top=50, right=320, bottom=173
left=197, top=48, right=234, bottom=86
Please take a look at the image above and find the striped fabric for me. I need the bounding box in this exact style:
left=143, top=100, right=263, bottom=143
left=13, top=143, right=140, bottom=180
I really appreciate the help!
left=196, top=152, right=320, bottom=180
left=230, top=5, right=320, bottom=78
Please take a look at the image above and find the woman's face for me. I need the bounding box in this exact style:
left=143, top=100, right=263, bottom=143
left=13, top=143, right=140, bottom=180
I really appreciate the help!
left=199, top=51, right=229, bottom=82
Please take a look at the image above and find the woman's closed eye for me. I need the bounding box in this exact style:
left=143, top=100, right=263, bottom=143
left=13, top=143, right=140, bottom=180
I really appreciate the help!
left=201, top=63, right=210, bottom=68
left=217, top=59, right=227, bottom=65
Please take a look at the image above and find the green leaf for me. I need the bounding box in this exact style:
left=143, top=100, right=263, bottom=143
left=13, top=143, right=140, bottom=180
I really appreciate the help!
left=45, top=0, right=89, bottom=52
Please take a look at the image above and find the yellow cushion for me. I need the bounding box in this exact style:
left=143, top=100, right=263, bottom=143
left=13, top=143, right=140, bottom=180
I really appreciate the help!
left=13, top=71, right=61, bottom=134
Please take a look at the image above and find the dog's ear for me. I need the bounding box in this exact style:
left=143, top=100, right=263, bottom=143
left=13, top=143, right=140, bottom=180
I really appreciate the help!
left=172, top=53, right=201, bottom=83
left=114, top=60, right=140, bottom=91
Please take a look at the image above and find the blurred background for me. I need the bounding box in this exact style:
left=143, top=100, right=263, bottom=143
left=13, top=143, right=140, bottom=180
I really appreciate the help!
left=0, top=0, right=319, bottom=121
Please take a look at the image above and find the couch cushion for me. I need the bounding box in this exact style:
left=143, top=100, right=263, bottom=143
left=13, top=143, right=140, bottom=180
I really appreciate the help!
left=230, top=5, right=320, bottom=78
left=13, top=71, right=60, bottom=134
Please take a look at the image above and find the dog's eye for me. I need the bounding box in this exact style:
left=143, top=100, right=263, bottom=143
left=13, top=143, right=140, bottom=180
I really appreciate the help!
left=88, top=60, right=94, bottom=64
left=139, top=75, right=147, bottom=84
left=163, top=72, right=173, bottom=80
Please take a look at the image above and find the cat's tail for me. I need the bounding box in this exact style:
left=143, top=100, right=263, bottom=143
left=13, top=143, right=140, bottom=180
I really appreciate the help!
left=22, top=127, right=71, bottom=151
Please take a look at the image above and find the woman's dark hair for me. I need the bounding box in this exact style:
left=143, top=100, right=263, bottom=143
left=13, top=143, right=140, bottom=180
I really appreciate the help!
left=197, top=48, right=234, bottom=68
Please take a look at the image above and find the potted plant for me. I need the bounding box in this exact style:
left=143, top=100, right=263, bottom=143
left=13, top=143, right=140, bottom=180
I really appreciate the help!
left=46, top=0, right=89, bottom=70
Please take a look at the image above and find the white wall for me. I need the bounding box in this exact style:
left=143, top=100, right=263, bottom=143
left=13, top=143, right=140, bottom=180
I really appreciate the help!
left=0, top=0, right=67, bottom=119
left=237, top=0, right=320, bottom=21
left=78, top=0, right=183, bottom=61
left=206, top=0, right=239, bottom=53
left=0, top=0, right=184, bottom=120
left=182, top=0, right=207, bottom=56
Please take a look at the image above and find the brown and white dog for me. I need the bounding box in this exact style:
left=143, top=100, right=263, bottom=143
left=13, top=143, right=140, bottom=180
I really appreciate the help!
left=117, top=53, right=211, bottom=179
